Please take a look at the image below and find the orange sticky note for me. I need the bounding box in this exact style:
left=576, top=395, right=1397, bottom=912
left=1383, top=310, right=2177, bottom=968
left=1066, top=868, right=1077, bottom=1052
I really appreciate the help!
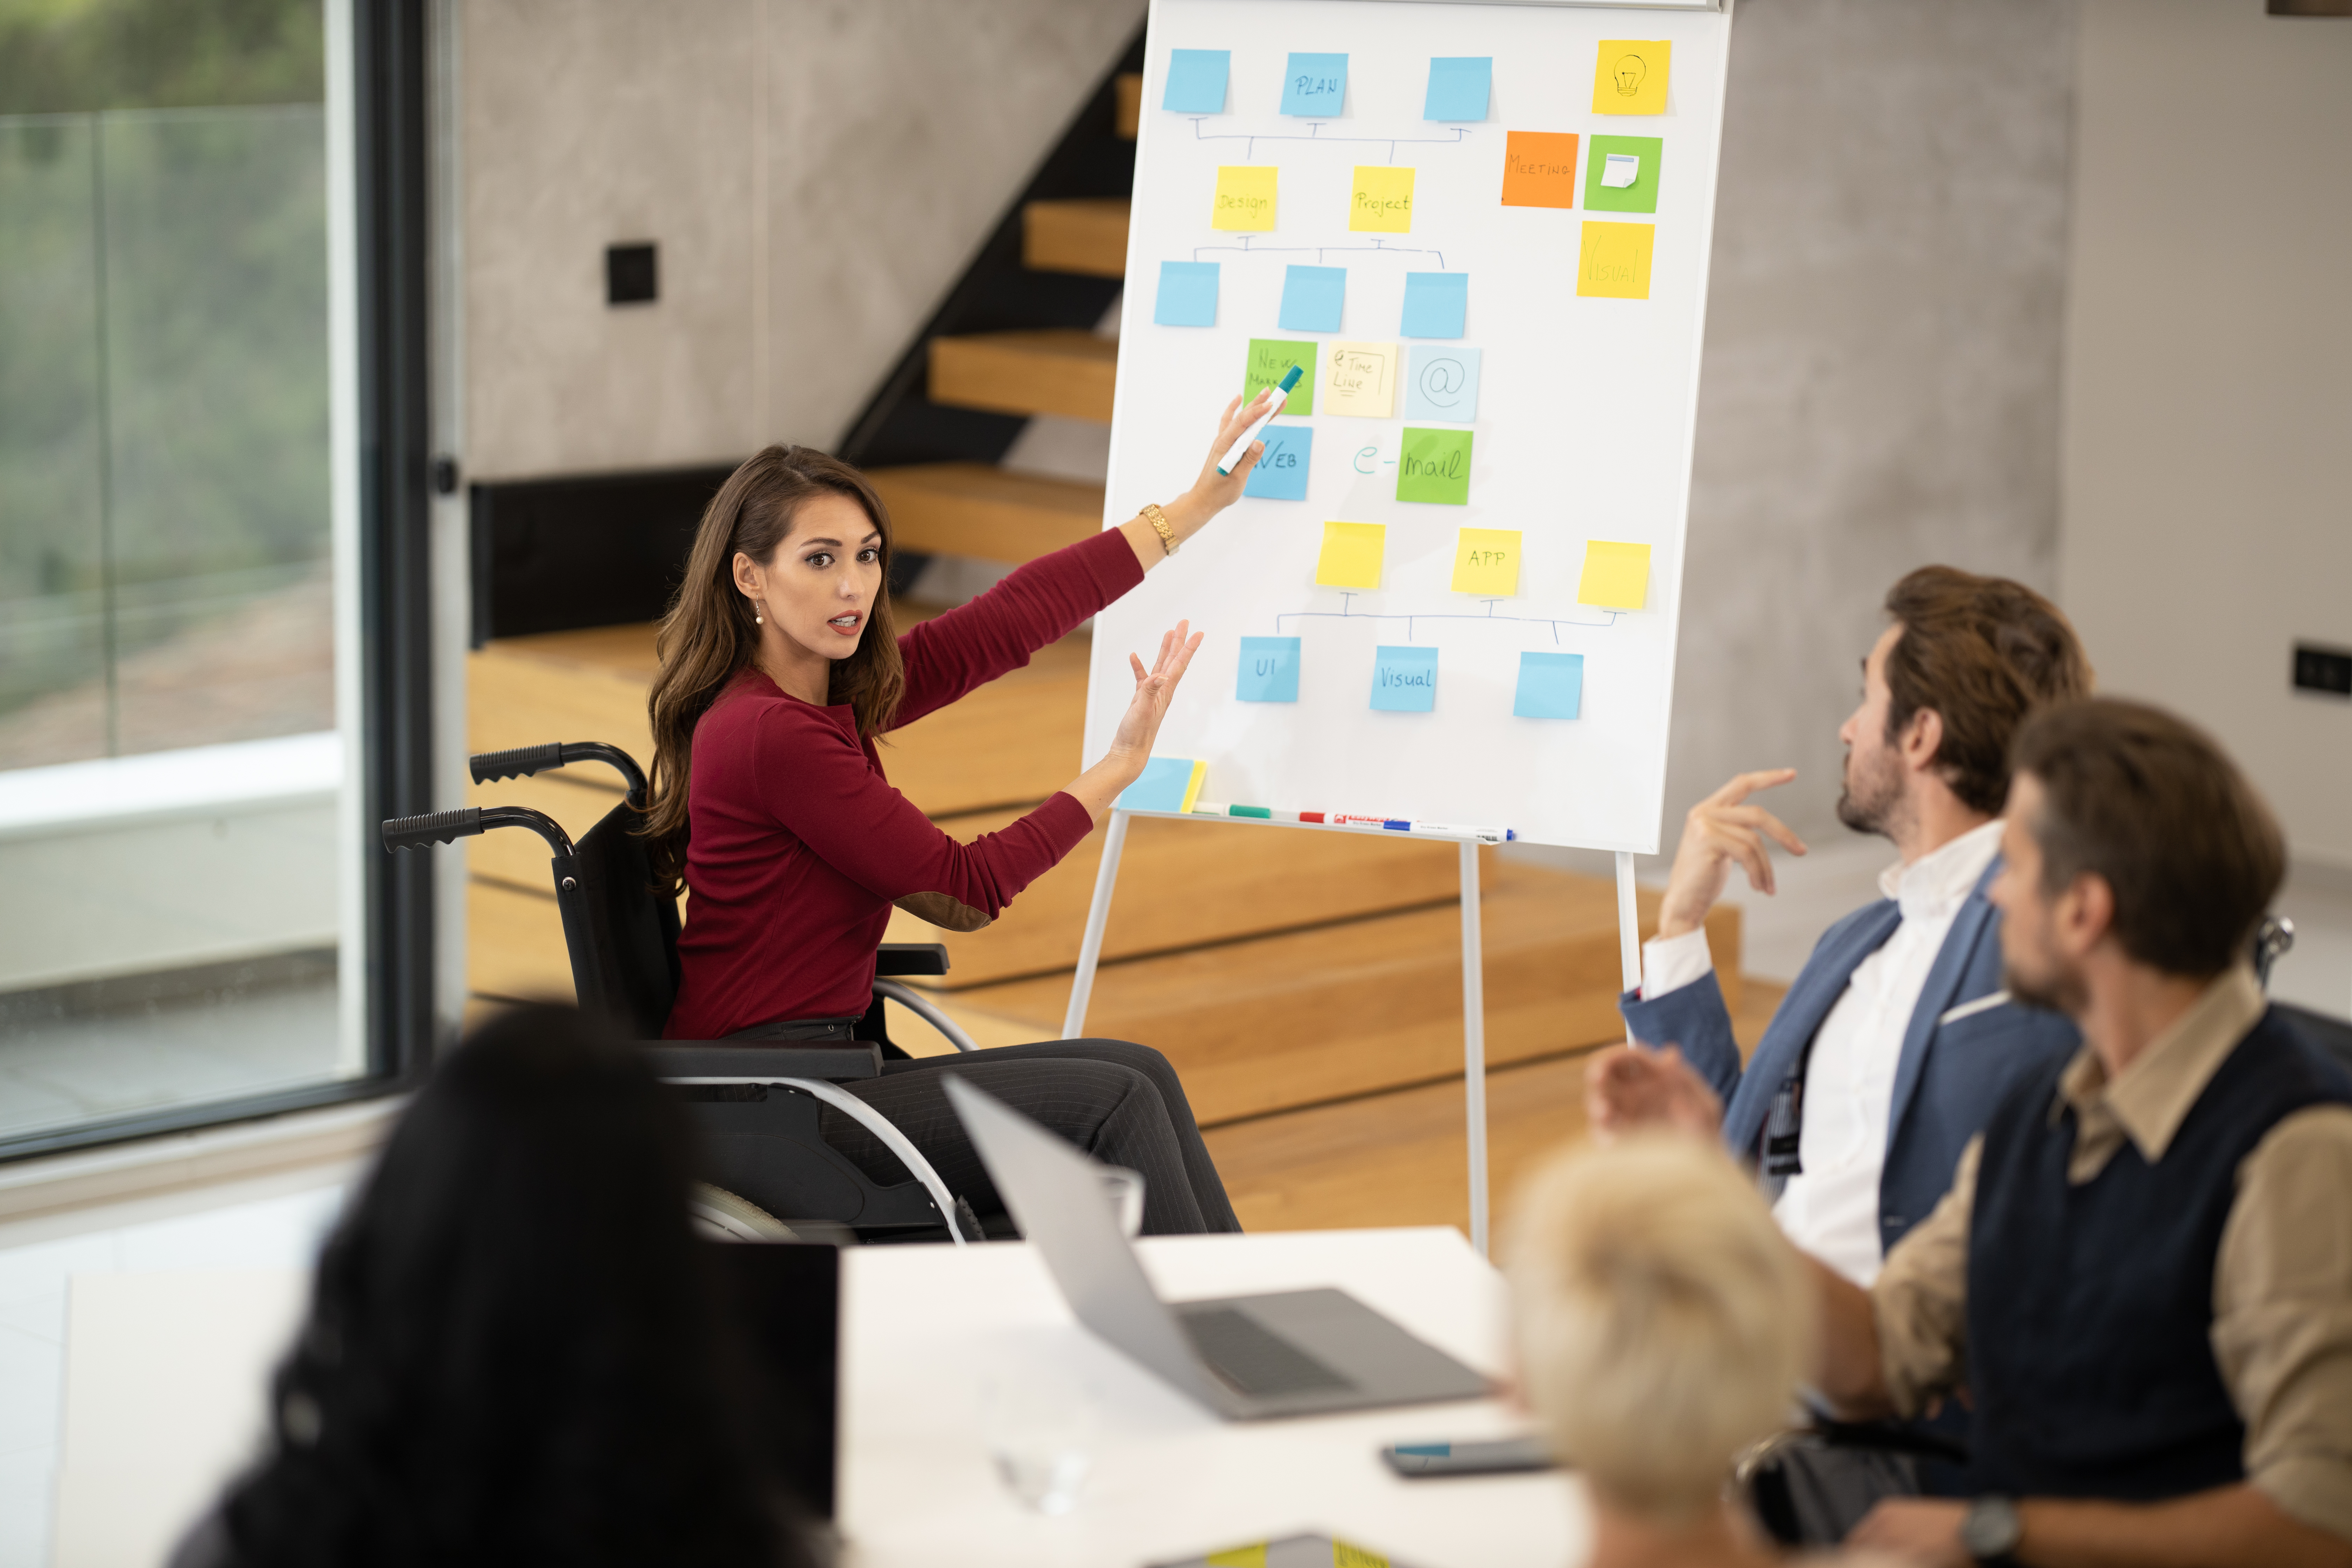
left=1577, top=220, right=1655, bottom=299
left=1500, top=131, right=1580, bottom=209
left=1593, top=40, right=1671, bottom=115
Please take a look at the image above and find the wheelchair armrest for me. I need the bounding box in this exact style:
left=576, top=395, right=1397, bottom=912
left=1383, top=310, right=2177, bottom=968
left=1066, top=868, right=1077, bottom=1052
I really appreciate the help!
left=875, top=942, right=949, bottom=977
left=643, top=1044, right=883, bottom=1082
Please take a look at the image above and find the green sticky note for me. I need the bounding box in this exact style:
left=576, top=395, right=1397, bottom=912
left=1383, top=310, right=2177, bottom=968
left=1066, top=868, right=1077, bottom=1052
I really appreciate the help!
left=1585, top=134, right=1662, bottom=214
left=1243, top=338, right=1317, bottom=416
left=1396, top=427, right=1472, bottom=505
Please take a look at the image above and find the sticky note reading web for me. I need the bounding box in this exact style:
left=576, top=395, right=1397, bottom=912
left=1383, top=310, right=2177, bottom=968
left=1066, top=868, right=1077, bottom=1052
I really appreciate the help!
left=1281, top=52, right=1348, bottom=117
left=1243, top=338, right=1317, bottom=415
left=1242, top=423, right=1312, bottom=501
left=1501, top=131, right=1580, bottom=209
left=1323, top=341, right=1396, bottom=418
left=1578, top=540, right=1652, bottom=609
left=1451, top=527, right=1521, bottom=595
left=1237, top=636, right=1302, bottom=702
left=1213, top=166, right=1277, bottom=231
left=1400, top=272, right=1467, bottom=338
left=1152, top=261, right=1219, bottom=327
left=1587, top=135, right=1662, bottom=213
left=1350, top=166, right=1414, bottom=233
left=1514, top=652, right=1584, bottom=720
left=1162, top=49, right=1230, bottom=114
left=1278, top=265, right=1346, bottom=333
left=1594, top=40, right=1671, bottom=115
left=1423, top=56, right=1491, bottom=122
left=1370, top=646, right=1438, bottom=713
left=1397, top=427, right=1472, bottom=505
left=1578, top=220, right=1656, bottom=299
left=1116, top=756, right=1206, bottom=813
left=1316, top=521, right=1386, bottom=589
left=1404, top=345, right=1481, bottom=422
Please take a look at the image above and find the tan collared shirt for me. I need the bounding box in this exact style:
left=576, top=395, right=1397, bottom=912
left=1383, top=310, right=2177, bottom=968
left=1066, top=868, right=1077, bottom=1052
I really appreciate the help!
left=1869, top=966, right=2352, bottom=1542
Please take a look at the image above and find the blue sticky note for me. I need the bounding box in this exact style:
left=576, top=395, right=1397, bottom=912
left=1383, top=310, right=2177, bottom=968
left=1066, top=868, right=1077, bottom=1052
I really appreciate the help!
left=1278, top=265, right=1346, bottom=333
left=1242, top=422, right=1313, bottom=500
left=1153, top=261, right=1219, bottom=327
left=1238, top=637, right=1302, bottom=702
left=1163, top=49, right=1230, bottom=114
left=1281, top=52, right=1348, bottom=117
left=1404, top=345, right=1482, bottom=423
left=1400, top=272, right=1468, bottom=338
left=1371, top=645, right=1438, bottom=713
left=1423, top=57, right=1492, bottom=121
left=1116, top=756, right=1204, bottom=813
left=1514, top=652, right=1584, bottom=720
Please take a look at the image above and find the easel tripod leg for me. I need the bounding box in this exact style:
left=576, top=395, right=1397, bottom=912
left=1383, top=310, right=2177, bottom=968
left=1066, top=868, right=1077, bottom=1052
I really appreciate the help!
left=1063, top=809, right=1132, bottom=1039
left=1461, top=838, right=1488, bottom=1258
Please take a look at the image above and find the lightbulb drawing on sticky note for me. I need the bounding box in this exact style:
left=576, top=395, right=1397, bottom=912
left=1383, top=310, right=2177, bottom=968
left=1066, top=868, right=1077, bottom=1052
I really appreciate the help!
left=1578, top=541, right=1652, bottom=609
left=1602, top=154, right=1640, bottom=188
left=1452, top=528, right=1521, bottom=596
left=1593, top=40, right=1670, bottom=115
left=1350, top=166, right=1414, bottom=233
left=1316, top=521, right=1385, bottom=589
left=1212, top=166, right=1277, bottom=231
left=1323, top=342, right=1396, bottom=418
left=1610, top=54, right=1645, bottom=98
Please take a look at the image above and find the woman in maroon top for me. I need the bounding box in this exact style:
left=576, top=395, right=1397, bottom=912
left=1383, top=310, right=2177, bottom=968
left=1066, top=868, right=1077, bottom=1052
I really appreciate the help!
left=639, top=393, right=1274, bottom=1234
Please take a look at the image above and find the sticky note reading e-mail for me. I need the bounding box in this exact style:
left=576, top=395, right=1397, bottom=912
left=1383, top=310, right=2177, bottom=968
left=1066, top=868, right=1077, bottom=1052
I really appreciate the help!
left=1370, top=646, right=1438, bottom=713
left=1315, top=521, right=1386, bottom=589
left=1237, top=637, right=1302, bottom=703
left=1397, top=427, right=1472, bottom=505
left=1115, top=756, right=1207, bottom=814
left=1451, top=528, right=1521, bottom=595
left=1213, top=166, right=1277, bottom=231
left=1578, top=540, right=1652, bottom=609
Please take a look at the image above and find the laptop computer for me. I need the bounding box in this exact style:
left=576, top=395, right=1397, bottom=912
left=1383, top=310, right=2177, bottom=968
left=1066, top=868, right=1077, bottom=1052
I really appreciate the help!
left=944, top=1074, right=1490, bottom=1420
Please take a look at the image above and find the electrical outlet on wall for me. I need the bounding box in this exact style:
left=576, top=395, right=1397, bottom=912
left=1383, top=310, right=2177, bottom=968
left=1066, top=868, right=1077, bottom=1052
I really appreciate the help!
left=2292, top=643, right=2352, bottom=698
left=606, top=243, right=657, bottom=306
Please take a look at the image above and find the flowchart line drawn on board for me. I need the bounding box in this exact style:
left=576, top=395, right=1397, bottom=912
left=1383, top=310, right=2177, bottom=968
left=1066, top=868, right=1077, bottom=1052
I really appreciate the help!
left=1182, top=117, right=1475, bottom=162
left=1276, top=594, right=1623, bottom=645
left=1191, top=234, right=1450, bottom=270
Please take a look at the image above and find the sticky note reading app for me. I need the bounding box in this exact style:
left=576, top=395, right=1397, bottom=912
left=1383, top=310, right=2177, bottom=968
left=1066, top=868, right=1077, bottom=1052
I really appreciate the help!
left=1577, top=221, right=1655, bottom=299
left=1213, top=166, right=1277, bottom=231
left=1242, top=424, right=1312, bottom=501
left=1237, top=637, right=1302, bottom=703
left=1514, top=652, right=1584, bottom=720
left=1397, top=427, right=1473, bottom=505
left=1350, top=166, right=1414, bottom=233
left=1242, top=338, right=1317, bottom=415
left=1578, top=540, right=1652, bottom=609
left=1500, top=131, right=1580, bottom=209
left=1451, top=528, right=1521, bottom=595
left=1370, top=646, right=1438, bottom=713
left=1315, top=521, right=1385, bottom=589
left=1593, top=40, right=1671, bottom=115
left=1323, top=341, right=1396, bottom=418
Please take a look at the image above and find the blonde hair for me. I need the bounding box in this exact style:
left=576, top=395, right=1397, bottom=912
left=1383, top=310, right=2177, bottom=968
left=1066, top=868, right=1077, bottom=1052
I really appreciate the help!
left=1505, top=1136, right=1813, bottom=1521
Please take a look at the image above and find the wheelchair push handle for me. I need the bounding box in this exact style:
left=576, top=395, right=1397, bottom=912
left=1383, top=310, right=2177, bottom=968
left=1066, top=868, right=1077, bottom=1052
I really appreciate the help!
left=382, top=807, right=483, bottom=852
left=469, top=741, right=649, bottom=805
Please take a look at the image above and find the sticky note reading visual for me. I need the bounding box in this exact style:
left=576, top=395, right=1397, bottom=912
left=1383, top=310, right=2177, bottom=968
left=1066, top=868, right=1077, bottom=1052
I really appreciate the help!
left=1397, top=427, right=1472, bottom=505
left=1578, top=540, right=1652, bottom=609
left=1500, top=131, right=1580, bottom=209
left=1400, top=272, right=1468, bottom=338
left=1514, top=652, right=1585, bottom=720
left=1281, top=52, right=1348, bottom=117
left=1116, top=756, right=1207, bottom=813
left=1212, top=166, right=1277, bottom=231
left=1371, top=646, right=1438, bottom=713
left=1594, top=40, right=1671, bottom=115
left=1404, top=345, right=1482, bottom=423
left=1152, top=261, right=1219, bottom=327
left=1587, top=135, right=1662, bottom=213
left=1451, top=528, right=1521, bottom=595
left=1242, top=338, right=1317, bottom=415
left=1315, top=521, right=1385, bottom=589
left=1237, top=637, right=1302, bottom=702
left=1323, top=341, right=1396, bottom=418
left=1278, top=265, right=1346, bottom=333
left=1423, top=56, right=1492, bottom=121
left=1350, top=166, right=1414, bottom=233
left=1578, top=220, right=1656, bottom=299
left=1162, top=49, right=1230, bottom=114
left=1242, top=423, right=1312, bottom=501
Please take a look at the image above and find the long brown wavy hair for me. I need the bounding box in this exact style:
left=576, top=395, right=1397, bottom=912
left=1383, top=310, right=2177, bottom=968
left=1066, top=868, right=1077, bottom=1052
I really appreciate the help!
left=640, top=446, right=905, bottom=892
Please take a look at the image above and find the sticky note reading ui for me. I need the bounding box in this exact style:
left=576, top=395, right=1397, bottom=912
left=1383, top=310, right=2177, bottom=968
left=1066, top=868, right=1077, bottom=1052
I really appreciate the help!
left=1587, top=135, right=1662, bottom=213
left=1350, top=166, right=1414, bottom=233
left=1404, top=345, right=1482, bottom=422
left=1500, top=131, right=1580, bottom=209
left=1578, top=540, right=1652, bottom=609
left=1152, top=261, right=1219, bottom=327
left=1243, top=339, right=1317, bottom=415
left=1423, top=56, right=1492, bottom=122
left=1281, top=52, right=1348, bottom=117
left=1323, top=342, right=1397, bottom=418
left=1116, top=756, right=1207, bottom=813
left=1400, top=272, right=1468, bottom=338
left=1213, top=166, right=1277, bottom=231
left=1242, top=424, right=1312, bottom=501
left=1371, top=646, right=1438, bottom=713
left=1162, top=49, right=1230, bottom=114
left=1237, top=637, right=1302, bottom=703
left=1397, top=427, right=1473, bottom=505
left=1451, top=528, right=1521, bottom=595
left=1278, top=265, right=1346, bottom=333
left=1514, top=652, right=1585, bottom=720
left=1316, top=521, right=1386, bottom=589
left=1595, top=40, right=1671, bottom=115
left=1578, top=221, right=1656, bottom=299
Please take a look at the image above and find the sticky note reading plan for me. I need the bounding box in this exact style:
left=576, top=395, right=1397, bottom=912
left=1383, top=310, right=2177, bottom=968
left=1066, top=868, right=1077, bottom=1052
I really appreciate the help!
left=1451, top=527, right=1521, bottom=595
left=1162, top=49, right=1230, bottom=114
left=1500, top=131, right=1580, bottom=209
left=1278, top=265, right=1346, bottom=333
left=1242, top=339, right=1317, bottom=415
left=1242, top=424, right=1312, bottom=501
left=1423, top=56, right=1492, bottom=122
left=1213, top=166, right=1277, bottom=231
left=1514, top=652, right=1585, bottom=720
left=1400, top=272, right=1468, bottom=338
left=1397, top=427, right=1473, bottom=505
left=1236, top=637, right=1301, bottom=703
left=1371, top=646, right=1438, bottom=713
left=1578, top=540, right=1652, bottom=609
left=1594, top=40, right=1671, bottom=115
left=1322, top=341, right=1397, bottom=418
left=1315, top=521, right=1386, bottom=589
left=1152, top=261, right=1219, bottom=327
left=1578, top=221, right=1656, bottom=299
left=1281, top=52, right=1348, bottom=117
left=1350, top=166, right=1414, bottom=233
left=1587, top=135, right=1662, bottom=213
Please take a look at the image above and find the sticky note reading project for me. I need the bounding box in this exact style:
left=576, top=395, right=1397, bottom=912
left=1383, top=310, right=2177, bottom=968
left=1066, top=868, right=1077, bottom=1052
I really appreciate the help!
left=1451, top=528, right=1521, bottom=595
left=1213, top=166, right=1277, bottom=231
left=1500, top=131, right=1580, bottom=209
left=1404, top=345, right=1481, bottom=423
left=1370, top=646, right=1438, bottom=713
left=1423, top=56, right=1492, bottom=122
left=1594, top=40, right=1671, bottom=115
left=1162, top=49, right=1230, bottom=114
left=1514, top=652, right=1585, bottom=720
left=1322, top=341, right=1396, bottom=418
left=1315, top=521, right=1386, bottom=589
left=1152, top=261, right=1219, bottom=327
left=1278, top=265, right=1346, bottom=333
left=1350, top=166, right=1414, bottom=233
left=1116, top=756, right=1207, bottom=814
left=1236, top=637, right=1302, bottom=703
left=1397, top=427, right=1472, bottom=505
left=1242, top=338, right=1317, bottom=415
left=1242, top=424, right=1312, bottom=501
left=1578, top=540, right=1652, bottom=609
left=1577, top=220, right=1655, bottom=299
left=1399, top=272, right=1468, bottom=338
left=1586, top=135, right=1662, bottom=214
left=1281, top=52, right=1348, bottom=117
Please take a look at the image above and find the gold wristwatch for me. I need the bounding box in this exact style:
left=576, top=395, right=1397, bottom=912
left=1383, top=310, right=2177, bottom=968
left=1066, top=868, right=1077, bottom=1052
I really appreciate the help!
left=1140, top=501, right=1178, bottom=556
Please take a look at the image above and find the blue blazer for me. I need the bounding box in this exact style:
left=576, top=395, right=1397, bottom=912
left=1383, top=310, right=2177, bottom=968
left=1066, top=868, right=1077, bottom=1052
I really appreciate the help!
left=1618, top=858, right=2079, bottom=1255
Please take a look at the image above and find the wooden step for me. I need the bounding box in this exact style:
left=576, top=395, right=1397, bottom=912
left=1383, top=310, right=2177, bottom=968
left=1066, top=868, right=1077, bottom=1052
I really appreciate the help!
left=1022, top=198, right=1130, bottom=278
left=867, top=463, right=1105, bottom=564
left=1115, top=72, right=1141, bottom=139
left=469, top=625, right=659, bottom=775
left=928, top=330, right=1117, bottom=422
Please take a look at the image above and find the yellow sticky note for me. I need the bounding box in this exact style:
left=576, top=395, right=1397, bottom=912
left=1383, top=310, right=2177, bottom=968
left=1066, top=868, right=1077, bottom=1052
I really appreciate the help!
left=1593, top=40, right=1670, bottom=114
left=1349, top=164, right=1415, bottom=233
left=1322, top=341, right=1398, bottom=418
left=1578, top=540, right=1652, bottom=609
left=1203, top=1549, right=1267, bottom=1568
left=1577, top=220, right=1655, bottom=299
left=1452, top=528, right=1522, bottom=596
left=1212, top=165, right=1277, bottom=231
left=1316, top=521, right=1386, bottom=589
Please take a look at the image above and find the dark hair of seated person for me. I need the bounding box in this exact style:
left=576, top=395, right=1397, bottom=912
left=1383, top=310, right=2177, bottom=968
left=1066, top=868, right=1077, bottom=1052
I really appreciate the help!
left=192, top=1005, right=815, bottom=1568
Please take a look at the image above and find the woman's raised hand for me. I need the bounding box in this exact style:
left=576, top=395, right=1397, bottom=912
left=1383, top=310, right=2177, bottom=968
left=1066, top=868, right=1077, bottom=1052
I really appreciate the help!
left=1107, top=620, right=1205, bottom=765
left=1190, top=389, right=1274, bottom=507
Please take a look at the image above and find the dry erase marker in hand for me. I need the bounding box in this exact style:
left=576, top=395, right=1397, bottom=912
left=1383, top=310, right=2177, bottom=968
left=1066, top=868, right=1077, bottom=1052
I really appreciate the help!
left=1217, top=366, right=1302, bottom=475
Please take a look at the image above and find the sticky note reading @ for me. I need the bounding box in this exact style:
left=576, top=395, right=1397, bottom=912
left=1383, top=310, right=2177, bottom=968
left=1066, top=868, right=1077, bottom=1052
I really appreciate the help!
left=1371, top=646, right=1438, bottom=713
left=1116, top=756, right=1207, bottom=814
left=1595, top=40, right=1671, bottom=115
left=1162, top=49, right=1230, bottom=114
left=1500, top=131, right=1580, bottom=209
left=1514, top=652, right=1585, bottom=720
left=1315, top=521, right=1385, bottom=589
left=1152, top=261, right=1219, bottom=327
left=1350, top=166, right=1414, bottom=233
left=1242, top=338, right=1317, bottom=415
left=1213, top=166, right=1277, bottom=231
left=1278, top=265, right=1346, bottom=334
left=1451, top=528, right=1521, bottom=595
left=1400, top=272, right=1468, bottom=338
left=1578, top=540, right=1652, bottom=609
left=1586, top=134, right=1662, bottom=213
left=1397, top=427, right=1472, bottom=505
left=1322, top=341, right=1397, bottom=418
left=1404, top=345, right=1482, bottom=423
left=1578, top=220, right=1656, bottom=299
left=1242, top=423, right=1312, bottom=501
left=1423, top=56, right=1492, bottom=122
left=1237, top=637, right=1301, bottom=703
left=1281, top=52, right=1348, bottom=117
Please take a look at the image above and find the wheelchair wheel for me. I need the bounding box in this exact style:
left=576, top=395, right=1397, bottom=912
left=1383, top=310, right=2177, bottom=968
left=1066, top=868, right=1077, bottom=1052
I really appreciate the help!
left=690, top=1182, right=799, bottom=1242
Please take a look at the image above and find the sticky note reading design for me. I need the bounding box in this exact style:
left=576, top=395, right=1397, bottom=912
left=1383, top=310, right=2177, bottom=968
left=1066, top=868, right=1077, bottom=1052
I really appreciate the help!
left=1370, top=646, right=1438, bottom=713
left=1323, top=341, right=1396, bottom=418
left=1236, top=636, right=1302, bottom=703
left=1162, top=49, right=1230, bottom=114
left=1587, top=135, right=1662, bottom=213
left=1514, top=652, right=1585, bottom=720
left=1315, top=521, right=1386, bottom=589
left=1152, top=261, right=1219, bottom=327
left=1213, top=166, right=1277, bottom=231
left=1451, top=527, right=1521, bottom=595
left=1577, top=221, right=1656, bottom=299
left=1278, top=265, right=1346, bottom=333
left=1500, top=131, right=1580, bottom=209
left=1400, top=272, right=1468, bottom=338
left=1578, top=540, right=1652, bottom=609
left=1242, top=423, right=1313, bottom=501
left=1243, top=338, right=1317, bottom=415
left=1397, top=426, right=1473, bottom=505
left=1594, top=40, right=1671, bottom=115
left=1115, top=756, right=1207, bottom=813
left=1423, top=56, right=1492, bottom=122
left=1404, top=345, right=1481, bottom=422
left=1350, top=166, right=1414, bottom=233
left=1281, top=52, right=1348, bottom=117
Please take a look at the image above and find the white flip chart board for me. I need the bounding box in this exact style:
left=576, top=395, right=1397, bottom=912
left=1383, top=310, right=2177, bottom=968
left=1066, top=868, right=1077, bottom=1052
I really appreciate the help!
left=1086, top=0, right=1732, bottom=852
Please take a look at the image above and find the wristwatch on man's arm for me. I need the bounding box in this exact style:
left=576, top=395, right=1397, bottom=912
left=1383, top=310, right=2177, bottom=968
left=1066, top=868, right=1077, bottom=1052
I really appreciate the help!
left=1959, top=1495, right=2023, bottom=1564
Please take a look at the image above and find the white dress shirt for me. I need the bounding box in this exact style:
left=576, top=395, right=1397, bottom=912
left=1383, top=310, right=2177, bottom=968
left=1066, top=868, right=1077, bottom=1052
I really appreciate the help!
left=1639, top=818, right=2005, bottom=1285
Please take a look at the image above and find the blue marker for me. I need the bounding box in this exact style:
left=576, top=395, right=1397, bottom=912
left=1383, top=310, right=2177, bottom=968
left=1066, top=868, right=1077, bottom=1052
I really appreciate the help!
left=1218, top=364, right=1304, bottom=475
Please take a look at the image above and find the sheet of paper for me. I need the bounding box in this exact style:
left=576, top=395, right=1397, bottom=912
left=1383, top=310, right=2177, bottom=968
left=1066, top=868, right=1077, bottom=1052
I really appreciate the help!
left=1162, top=48, right=1230, bottom=114
left=1577, top=540, right=1652, bottom=609
left=1236, top=636, right=1302, bottom=702
left=1397, top=426, right=1473, bottom=505
left=1513, top=652, right=1584, bottom=720
left=1403, top=344, right=1482, bottom=422
left=1423, top=56, right=1492, bottom=122
left=1278, top=264, right=1346, bottom=333
left=1280, top=52, right=1348, bottom=117
left=1349, top=165, right=1415, bottom=233
left=1370, top=645, right=1439, bottom=713
left=1450, top=527, right=1521, bottom=595
left=1242, top=422, right=1313, bottom=501
left=1243, top=338, right=1317, bottom=415
left=1115, top=756, right=1206, bottom=813
left=1593, top=40, right=1671, bottom=115
left=1399, top=271, right=1468, bottom=338
left=1315, top=520, right=1386, bottom=589
left=1213, top=166, right=1277, bottom=232
left=1152, top=260, right=1219, bottom=327
left=1499, top=131, right=1580, bottom=209
left=1603, top=155, right=1638, bottom=188
left=1322, top=341, right=1398, bottom=418
left=1577, top=220, right=1656, bottom=299
left=1586, top=135, right=1661, bottom=213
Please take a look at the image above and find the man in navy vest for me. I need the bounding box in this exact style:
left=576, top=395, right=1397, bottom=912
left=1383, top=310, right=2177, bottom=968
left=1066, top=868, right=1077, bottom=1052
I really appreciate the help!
left=1817, top=698, right=2352, bottom=1566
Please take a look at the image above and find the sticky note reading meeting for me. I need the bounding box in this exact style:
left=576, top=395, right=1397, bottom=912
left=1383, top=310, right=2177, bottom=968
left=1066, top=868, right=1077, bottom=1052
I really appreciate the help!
left=1244, top=339, right=1317, bottom=416
left=1371, top=646, right=1438, bottom=713
left=1501, top=132, right=1580, bottom=209
left=1237, top=637, right=1301, bottom=703
left=1213, top=166, right=1277, bottom=231
left=1451, top=528, right=1521, bottom=596
left=1350, top=166, right=1414, bottom=233
left=1316, top=521, right=1385, bottom=589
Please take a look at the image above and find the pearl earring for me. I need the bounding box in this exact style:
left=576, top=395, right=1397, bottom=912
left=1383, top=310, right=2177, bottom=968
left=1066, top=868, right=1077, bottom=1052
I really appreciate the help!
left=754, top=603, right=764, bottom=625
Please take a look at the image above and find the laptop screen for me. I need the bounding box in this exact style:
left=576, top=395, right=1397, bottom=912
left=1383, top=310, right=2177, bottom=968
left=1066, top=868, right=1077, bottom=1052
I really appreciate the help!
left=702, top=1240, right=839, bottom=1520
